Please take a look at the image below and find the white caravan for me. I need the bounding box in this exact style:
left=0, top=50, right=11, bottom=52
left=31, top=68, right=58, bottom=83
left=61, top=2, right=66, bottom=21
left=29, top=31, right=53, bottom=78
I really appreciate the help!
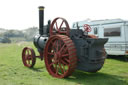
left=72, top=19, right=128, bottom=55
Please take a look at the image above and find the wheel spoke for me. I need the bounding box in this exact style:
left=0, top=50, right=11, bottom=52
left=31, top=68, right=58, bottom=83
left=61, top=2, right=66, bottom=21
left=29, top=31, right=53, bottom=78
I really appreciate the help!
left=57, top=40, right=61, bottom=52
left=59, top=63, right=64, bottom=73
left=55, top=22, right=59, bottom=30
left=50, top=62, right=55, bottom=67
left=59, top=44, right=66, bottom=53
left=25, top=55, right=28, bottom=60
left=48, top=52, right=54, bottom=55
left=61, top=53, right=69, bottom=57
left=55, top=64, right=57, bottom=70
left=62, top=57, right=70, bottom=63
left=59, top=21, right=64, bottom=31
left=55, top=65, right=59, bottom=75
left=53, top=26, right=57, bottom=32
left=63, top=58, right=70, bottom=63
left=61, top=59, right=68, bottom=65
left=51, top=41, right=56, bottom=52
left=50, top=40, right=55, bottom=46
left=56, top=40, right=59, bottom=52
left=62, top=47, right=68, bottom=54
left=27, top=50, right=29, bottom=55
left=52, top=41, right=57, bottom=52
left=26, top=55, right=29, bottom=60
left=62, top=64, right=65, bottom=72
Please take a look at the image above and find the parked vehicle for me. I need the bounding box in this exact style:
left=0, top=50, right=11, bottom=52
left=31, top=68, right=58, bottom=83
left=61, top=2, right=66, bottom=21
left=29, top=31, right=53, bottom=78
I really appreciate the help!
left=72, top=19, right=128, bottom=55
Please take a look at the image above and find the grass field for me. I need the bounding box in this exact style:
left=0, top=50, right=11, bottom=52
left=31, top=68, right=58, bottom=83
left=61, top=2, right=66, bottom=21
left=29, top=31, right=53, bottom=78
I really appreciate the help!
left=0, top=42, right=128, bottom=85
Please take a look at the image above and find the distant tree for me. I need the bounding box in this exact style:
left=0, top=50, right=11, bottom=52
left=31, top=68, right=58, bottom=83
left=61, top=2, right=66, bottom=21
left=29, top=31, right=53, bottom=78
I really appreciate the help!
left=0, top=37, right=11, bottom=43
left=0, top=28, right=6, bottom=37
left=0, top=27, right=38, bottom=42
left=3, top=30, right=24, bottom=38
left=23, top=27, right=38, bottom=41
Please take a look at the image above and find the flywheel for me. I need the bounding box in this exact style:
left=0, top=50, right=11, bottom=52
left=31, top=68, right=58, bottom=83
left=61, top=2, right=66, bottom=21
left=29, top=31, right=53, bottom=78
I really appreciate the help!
left=50, top=17, right=70, bottom=36
left=44, top=35, right=77, bottom=78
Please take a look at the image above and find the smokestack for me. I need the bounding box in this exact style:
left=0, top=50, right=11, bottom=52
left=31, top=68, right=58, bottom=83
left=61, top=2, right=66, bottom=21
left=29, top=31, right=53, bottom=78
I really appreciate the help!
left=39, top=6, right=44, bottom=35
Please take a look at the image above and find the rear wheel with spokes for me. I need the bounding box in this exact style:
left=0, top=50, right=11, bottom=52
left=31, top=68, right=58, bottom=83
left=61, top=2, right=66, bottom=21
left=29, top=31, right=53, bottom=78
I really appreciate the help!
left=44, top=35, right=77, bottom=78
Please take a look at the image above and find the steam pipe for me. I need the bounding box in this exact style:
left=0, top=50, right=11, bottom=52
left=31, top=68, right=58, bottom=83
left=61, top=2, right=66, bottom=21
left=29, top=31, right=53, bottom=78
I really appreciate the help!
left=39, top=6, right=44, bottom=35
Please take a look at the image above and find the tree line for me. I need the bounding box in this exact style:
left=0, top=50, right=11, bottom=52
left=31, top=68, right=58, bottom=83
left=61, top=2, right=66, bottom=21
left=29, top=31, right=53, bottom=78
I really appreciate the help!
left=0, top=27, right=38, bottom=43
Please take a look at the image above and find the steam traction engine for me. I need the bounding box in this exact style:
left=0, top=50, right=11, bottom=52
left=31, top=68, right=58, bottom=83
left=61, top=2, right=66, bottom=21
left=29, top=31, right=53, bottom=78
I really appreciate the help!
left=22, top=6, right=108, bottom=78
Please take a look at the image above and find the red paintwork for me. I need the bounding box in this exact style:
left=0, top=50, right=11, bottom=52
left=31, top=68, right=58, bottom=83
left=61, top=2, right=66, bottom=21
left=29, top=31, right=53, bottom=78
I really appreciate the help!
left=22, top=47, right=36, bottom=67
left=44, top=35, right=77, bottom=78
left=84, top=24, right=92, bottom=32
left=50, top=17, right=70, bottom=36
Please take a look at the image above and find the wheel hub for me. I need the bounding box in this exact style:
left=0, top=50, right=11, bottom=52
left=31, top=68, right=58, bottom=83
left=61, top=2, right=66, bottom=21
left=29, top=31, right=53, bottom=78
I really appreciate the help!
left=54, top=53, right=61, bottom=63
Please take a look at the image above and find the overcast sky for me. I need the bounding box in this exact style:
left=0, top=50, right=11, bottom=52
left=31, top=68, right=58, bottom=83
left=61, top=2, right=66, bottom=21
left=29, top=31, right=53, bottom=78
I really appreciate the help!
left=0, top=0, right=128, bottom=30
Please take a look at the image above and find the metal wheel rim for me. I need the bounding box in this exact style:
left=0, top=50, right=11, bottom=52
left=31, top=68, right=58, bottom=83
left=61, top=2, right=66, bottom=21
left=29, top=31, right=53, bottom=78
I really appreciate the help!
left=22, top=47, right=36, bottom=67
left=50, top=17, right=70, bottom=36
left=44, top=35, right=77, bottom=78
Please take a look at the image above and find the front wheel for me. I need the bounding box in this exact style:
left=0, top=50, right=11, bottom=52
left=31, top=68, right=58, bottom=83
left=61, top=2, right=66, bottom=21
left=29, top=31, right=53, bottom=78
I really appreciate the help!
left=22, top=47, right=36, bottom=68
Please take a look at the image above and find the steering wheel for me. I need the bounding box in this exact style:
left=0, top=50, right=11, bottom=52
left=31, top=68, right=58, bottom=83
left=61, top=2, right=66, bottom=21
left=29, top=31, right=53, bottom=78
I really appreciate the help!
left=83, top=24, right=92, bottom=32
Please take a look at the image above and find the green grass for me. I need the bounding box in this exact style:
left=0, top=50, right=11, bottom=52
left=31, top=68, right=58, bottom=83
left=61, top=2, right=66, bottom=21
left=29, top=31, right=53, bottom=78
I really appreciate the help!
left=0, top=42, right=128, bottom=85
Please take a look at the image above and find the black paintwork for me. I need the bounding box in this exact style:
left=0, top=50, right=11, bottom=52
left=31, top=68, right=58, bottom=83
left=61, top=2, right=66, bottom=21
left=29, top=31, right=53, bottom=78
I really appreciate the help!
left=39, top=6, right=44, bottom=35
left=33, top=6, right=108, bottom=72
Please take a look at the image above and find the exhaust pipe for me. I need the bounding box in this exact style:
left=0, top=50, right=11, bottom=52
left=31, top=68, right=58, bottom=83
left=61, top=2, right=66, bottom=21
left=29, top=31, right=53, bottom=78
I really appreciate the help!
left=39, top=6, right=44, bottom=35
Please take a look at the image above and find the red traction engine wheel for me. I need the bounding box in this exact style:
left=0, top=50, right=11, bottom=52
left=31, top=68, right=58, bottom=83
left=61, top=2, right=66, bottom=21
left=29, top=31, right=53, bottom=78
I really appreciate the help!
left=22, top=47, right=36, bottom=67
left=44, top=35, right=77, bottom=78
left=50, top=17, right=70, bottom=36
